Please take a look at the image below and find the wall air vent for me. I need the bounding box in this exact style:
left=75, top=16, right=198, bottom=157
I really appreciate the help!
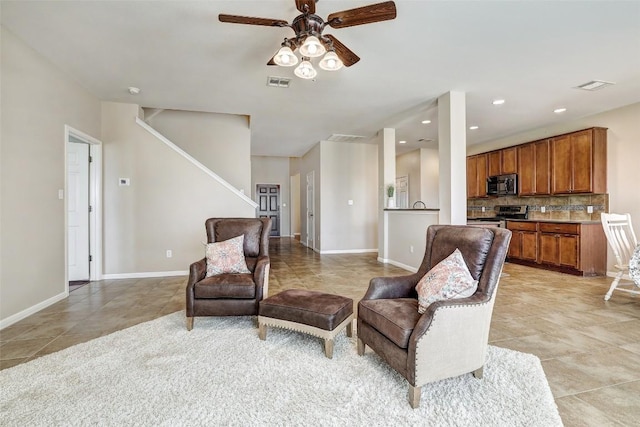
left=326, top=134, right=366, bottom=143
left=418, top=138, right=435, bottom=142
left=574, top=80, right=615, bottom=91
left=267, top=76, right=291, bottom=88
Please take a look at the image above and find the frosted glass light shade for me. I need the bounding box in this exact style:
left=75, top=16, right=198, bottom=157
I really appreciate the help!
left=318, top=51, right=343, bottom=71
left=294, top=60, right=317, bottom=79
left=299, top=36, right=326, bottom=58
left=273, top=46, right=298, bottom=67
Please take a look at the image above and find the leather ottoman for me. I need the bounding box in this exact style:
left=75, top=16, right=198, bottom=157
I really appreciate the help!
left=258, top=289, right=354, bottom=359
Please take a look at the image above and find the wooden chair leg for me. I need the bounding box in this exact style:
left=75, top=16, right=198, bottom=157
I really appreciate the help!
left=409, top=384, right=421, bottom=409
left=346, top=320, right=353, bottom=337
left=604, top=272, right=623, bottom=301
left=258, top=323, right=267, bottom=340
left=324, top=338, right=334, bottom=359
left=473, top=366, right=483, bottom=379
left=186, top=317, right=194, bottom=331
left=357, top=338, right=366, bottom=356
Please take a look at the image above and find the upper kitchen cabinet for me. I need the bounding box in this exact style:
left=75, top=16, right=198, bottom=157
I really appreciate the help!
left=487, top=147, right=518, bottom=177
left=551, top=127, right=607, bottom=194
left=467, top=153, right=488, bottom=198
left=518, top=139, right=550, bottom=196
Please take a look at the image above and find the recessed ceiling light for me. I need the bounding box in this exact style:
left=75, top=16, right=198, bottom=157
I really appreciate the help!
left=553, top=108, right=567, bottom=114
left=469, top=125, right=479, bottom=130
left=399, top=140, right=407, bottom=144
left=492, top=99, right=505, bottom=105
left=128, top=86, right=141, bottom=95
left=421, top=120, right=431, bottom=124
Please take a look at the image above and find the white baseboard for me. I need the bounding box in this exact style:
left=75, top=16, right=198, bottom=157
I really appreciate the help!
left=102, top=270, right=188, bottom=280
left=320, top=249, right=378, bottom=255
left=1, top=291, right=68, bottom=330
left=377, top=257, right=416, bottom=273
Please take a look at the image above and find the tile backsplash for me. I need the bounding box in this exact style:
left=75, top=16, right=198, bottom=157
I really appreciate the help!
left=468, top=194, right=608, bottom=221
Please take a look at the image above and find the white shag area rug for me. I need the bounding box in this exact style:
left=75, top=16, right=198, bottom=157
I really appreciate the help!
left=1, top=312, right=562, bottom=426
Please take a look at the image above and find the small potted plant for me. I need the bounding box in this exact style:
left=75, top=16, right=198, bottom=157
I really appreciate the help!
left=386, top=184, right=395, bottom=208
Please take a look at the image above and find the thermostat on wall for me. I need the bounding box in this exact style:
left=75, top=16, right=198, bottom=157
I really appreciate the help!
left=119, top=178, right=130, bottom=186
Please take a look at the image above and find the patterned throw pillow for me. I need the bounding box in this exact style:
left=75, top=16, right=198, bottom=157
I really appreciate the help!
left=415, top=248, right=478, bottom=314
left=205, top=235, right=251, bottom=277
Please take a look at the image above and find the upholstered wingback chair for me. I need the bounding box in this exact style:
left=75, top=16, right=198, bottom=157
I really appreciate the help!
left=186, top=217, right=271, bottom=330
left=357, top=225, right=511, bottom=408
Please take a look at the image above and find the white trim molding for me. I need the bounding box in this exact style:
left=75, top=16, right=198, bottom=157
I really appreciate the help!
left=102, top=270, right=189, bottom=280
left=320, top=249, right=378, bottom=255
left=135, top=118, right=258, bottom=209
left=378, top=257, right=417, bottom=273
left=0, top=291, right=68, bottom=330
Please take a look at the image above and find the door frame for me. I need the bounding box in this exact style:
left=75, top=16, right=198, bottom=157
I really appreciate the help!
left=306, top=170, right=315, bottom=250
left=64, top=125, right=103, bottom=289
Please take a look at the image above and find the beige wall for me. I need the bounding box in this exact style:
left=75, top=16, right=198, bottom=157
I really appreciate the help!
left=101, top=102, right=255, bottom=275
left=396, top=150, right=421, bottom=207
left=146, top=109, right=251, bottom=192
left=1, top=26, right=101, bottom=322
left=468, top=102, right=640, bottom=271
left=319, top=140, right=379, bottom=252
left=251, top=156, right=291, bottom=236
left=420, top=148, right=440, bottom=208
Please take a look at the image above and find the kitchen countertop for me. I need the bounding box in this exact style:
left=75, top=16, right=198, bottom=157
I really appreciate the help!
left=504, top=219, right=602, bottom=225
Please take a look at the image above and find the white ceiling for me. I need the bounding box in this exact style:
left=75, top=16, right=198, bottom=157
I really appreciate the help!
left=2, top=1, right=639, bottom=157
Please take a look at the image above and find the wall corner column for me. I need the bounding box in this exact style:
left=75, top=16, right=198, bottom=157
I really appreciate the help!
left=438, top=91, right=467, bottom=225
left=378, top=128, right=396, bottom=261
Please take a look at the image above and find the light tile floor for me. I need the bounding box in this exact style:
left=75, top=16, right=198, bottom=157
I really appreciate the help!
left=1, top=238, right=639, bottom=426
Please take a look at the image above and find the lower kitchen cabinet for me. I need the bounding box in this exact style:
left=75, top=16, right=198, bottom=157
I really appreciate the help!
left=507, top=221, right=538, bottom=262
left=506, top=220, right=606, bottom=276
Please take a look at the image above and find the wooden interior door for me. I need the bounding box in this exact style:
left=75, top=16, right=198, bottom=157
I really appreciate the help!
left=257, top=184, right=280, bottom=237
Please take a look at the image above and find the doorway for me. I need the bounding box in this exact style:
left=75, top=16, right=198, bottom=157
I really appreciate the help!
left=65, top=126, right=102, bottom=291
left=67, top=140, right=90, bottom=282
left=256, top=184, right=280, bottom=237
left=306, top=171, right=315, bottom=249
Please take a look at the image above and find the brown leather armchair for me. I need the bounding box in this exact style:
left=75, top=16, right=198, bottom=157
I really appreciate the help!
left=186, top=217, right=272, bottom=330
left=357, top=225, right=511, bottom=408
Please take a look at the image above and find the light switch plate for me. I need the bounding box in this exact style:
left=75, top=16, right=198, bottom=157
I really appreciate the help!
left=541, top=206, right=546, bottom=213
left=348, top=200, right=354, bottom=205
left=587, top=206, right=593, bottom=213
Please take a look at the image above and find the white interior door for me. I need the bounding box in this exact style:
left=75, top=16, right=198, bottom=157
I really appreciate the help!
left=67, top=141, right=90, bottom=281
left=306, top=171, right=315, bottom=249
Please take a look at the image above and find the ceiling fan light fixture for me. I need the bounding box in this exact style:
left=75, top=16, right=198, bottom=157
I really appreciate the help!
left=274, top=46, right=299, bottom=67
left=319, top=51, right=343, bottom=71
left=299, top=35, right=326, bottom=58
left=294, top=59, right=317, bottom=79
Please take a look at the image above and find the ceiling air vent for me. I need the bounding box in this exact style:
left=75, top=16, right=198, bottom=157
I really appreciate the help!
left=574, top=80, right=615, bottom=91
left=326, top=134, right=366, bottom=143
left=267, top=76, right=291, bottom=88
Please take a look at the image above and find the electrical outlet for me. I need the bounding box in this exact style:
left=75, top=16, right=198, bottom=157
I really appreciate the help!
left=540, top=206, right=546, bottom=213
left=166, top=250, right=172, bottom=258
left=481, top=206, right=486, bottom=213
left=587, top=205, right=593, bottom=213
left=410, top=245, right=414, bottom=253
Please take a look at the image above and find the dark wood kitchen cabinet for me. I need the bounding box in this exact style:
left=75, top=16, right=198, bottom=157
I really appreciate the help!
left=467, top=153, right=488, bottom=198
left=506, top=221, right=538, bottom=262
left=507, top=220, right=606, bottom=276
left=551, top=128, right=607, bottom=194
left=518, top=139, right=551, bottom=196
left=487, top=147, right=518, bottom=177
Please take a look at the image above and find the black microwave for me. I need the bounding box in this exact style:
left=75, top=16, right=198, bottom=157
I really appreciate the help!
left=487, top=174, right=518, bottom=196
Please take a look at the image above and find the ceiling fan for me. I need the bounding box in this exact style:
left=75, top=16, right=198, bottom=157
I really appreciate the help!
left=219, top=0, right=397, bottom=79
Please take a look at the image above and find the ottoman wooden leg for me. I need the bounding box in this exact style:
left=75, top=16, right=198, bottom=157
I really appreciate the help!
left=258, top=323, right=267, bottom=340
left=357, top=338, right=366, bottom=355
left=346, top=319, right=353, bottom=337
left=186, top=317, right=194, bottom=331
left=324, top=338, right=334, bottom=359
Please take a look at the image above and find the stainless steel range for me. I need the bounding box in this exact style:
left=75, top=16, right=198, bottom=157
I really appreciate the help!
left=467, top=205, right=528, bottom=228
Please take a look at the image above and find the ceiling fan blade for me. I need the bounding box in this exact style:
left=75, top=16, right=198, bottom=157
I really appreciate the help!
left=327, top=1, right=397, bottom=29
left=295, top=0, right=316, bottom=14
left=219, top=14, right=288, bottom=27
left=324, top=34, right=360, bottom=67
